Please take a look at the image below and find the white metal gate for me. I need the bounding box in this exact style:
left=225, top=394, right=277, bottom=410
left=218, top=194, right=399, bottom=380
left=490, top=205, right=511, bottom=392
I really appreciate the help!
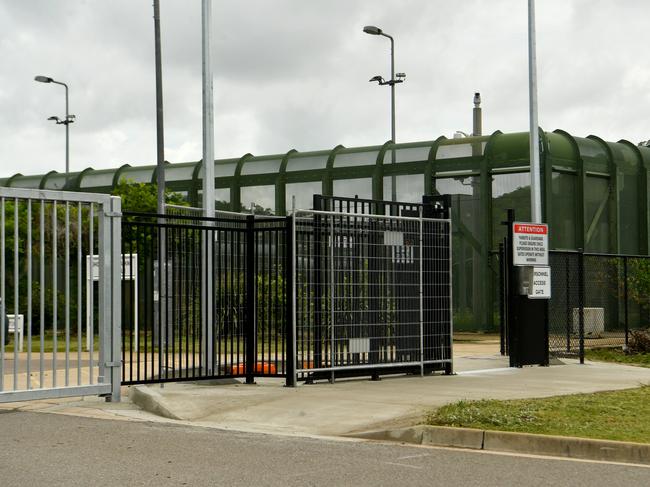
left=0, top=187, right=121, bottom=403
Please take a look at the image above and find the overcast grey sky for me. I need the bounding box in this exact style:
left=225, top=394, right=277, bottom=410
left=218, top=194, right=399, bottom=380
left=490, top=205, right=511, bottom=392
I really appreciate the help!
left=1, top=0, right=648, bottom=178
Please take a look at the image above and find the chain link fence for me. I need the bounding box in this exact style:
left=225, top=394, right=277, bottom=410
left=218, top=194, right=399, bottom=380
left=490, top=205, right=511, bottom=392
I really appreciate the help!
left=549, top=251, right=650, bottom=359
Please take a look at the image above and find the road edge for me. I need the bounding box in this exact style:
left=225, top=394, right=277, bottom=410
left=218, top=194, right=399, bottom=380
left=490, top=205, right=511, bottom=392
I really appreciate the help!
left=353, top=425, right=650, bottom=465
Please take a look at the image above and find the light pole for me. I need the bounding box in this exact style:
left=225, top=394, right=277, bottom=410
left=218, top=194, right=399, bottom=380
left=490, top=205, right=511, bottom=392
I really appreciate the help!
left=527, top=0, right=542, bottom=223
left=363, top=25, right=405, bottom=203
left=35, top=75, right=74, bottom=183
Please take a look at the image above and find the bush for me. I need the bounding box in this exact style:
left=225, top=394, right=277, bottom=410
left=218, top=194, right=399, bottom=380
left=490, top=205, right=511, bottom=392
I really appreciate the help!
left=628, top=329, right=650, bottom=354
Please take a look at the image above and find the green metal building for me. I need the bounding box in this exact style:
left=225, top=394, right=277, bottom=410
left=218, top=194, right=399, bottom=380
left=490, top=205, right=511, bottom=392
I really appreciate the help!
left=3, top=129, right=649, bottom=330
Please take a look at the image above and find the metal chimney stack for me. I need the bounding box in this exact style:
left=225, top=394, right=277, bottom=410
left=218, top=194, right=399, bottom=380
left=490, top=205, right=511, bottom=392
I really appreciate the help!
left=472, top=92, right=482, bottom=137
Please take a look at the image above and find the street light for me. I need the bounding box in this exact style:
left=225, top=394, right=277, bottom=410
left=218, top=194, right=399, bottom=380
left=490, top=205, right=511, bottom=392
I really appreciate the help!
left=363, top=25, right=405, bottom=202
left=34, top=75, right=74, bottom=183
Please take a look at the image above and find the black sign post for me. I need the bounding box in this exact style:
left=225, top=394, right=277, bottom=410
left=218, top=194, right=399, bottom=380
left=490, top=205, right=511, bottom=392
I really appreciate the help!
left=504, top=209, right=549, bottom=367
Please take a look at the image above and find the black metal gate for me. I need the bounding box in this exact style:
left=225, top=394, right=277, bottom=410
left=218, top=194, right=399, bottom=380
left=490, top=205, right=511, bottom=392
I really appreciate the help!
left=292, top=195, right=453, bottom=381
left=120, top=211, right=292, bottom=385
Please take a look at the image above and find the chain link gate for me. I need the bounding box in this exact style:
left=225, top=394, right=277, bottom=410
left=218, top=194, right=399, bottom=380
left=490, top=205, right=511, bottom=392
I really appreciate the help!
left=290, top=195, right=453, bottom=383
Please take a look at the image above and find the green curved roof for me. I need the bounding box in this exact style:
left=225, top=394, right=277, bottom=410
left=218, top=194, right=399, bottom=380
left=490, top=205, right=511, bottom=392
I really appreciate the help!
left=2, top=130, right=648, bottom=201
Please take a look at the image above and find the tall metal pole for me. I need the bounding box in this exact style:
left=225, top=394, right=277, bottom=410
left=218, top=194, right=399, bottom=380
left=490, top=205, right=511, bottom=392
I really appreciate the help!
left=201, top=0, right=215, bottom=375
left=153, top=0, right=165, bottom=215
left=528, top=0, right=542, bottom=223
left=389, top=35, right=397, bottom=203
left=202, top=0, right=215, bottom=216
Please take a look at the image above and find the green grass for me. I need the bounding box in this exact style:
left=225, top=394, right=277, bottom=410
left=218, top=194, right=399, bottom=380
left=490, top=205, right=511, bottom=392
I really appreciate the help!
left=585, top=348, right=650, bottom=368
left=425, top=386, right=650, bottom=443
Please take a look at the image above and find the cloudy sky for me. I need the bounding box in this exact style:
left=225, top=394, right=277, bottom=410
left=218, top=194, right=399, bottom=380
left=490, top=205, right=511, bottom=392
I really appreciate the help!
left=1, top=0, right=649, bottom=178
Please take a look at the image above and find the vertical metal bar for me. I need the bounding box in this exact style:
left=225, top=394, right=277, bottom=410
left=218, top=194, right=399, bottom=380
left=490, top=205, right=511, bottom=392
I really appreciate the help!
left=13, top=199, right=19, bottom=389
left=448, top=218, right=454, bottom=373
left=245, top=215, right=256, bottom=384
left=27, top=200, right=33, bottom=389
left=52, top=200, right=58, bottom=387
left=97, top=202, right=107, bottom=387
left=65, top=202, right=70, bottom=386
left=0, top=197, right=4, bottom=392
left=287, top=212, right=297, bottom=387
left=89, top=204, right=94, bottom=384
left=77, top=203, right=82, bottom=385
left=330, top=214, right=335, bottom=382
left=419, top=208, right=424, bottom=377
left=39, top=201, right=45, bottom=387
left=623, top=257, right=630, bottom=351
left=578, top=249, right=585, bottom=364
left=109, top=196, right=122, bottom=401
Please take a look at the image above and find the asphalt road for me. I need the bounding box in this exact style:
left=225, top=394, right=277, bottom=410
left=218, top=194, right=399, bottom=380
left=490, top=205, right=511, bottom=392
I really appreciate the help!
left=0, top=411, right=648, bottom=486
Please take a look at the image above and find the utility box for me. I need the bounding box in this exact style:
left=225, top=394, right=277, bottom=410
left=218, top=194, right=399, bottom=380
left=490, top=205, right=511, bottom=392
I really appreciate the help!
left=572, top=307, right=604, bottom=335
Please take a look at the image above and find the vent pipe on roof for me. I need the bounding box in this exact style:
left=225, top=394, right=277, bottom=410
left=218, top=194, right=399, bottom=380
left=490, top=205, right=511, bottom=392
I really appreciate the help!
left=472, top=92, right=482, bottom=137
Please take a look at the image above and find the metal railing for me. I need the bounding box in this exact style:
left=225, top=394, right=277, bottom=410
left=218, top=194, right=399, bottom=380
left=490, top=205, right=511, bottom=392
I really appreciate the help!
left=0, top=187, right=121, bottom=403
left=121, top=210, right=292, bottom=385
left=292, top=208, right=453, bottom=382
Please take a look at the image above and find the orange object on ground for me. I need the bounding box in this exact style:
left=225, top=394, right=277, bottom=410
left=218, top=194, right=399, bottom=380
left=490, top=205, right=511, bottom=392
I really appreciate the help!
left=229, top=362, right=277, bottom=375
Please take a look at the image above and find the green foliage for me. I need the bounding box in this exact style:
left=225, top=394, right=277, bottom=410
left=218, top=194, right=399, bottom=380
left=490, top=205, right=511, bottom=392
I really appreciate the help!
left=585, top=347, right=650, bottom=367
left=627, top=259, right=650, bottom=311
left=425, top=386, right=650, bottom=443
left=112, top=178, right=188, bottom=213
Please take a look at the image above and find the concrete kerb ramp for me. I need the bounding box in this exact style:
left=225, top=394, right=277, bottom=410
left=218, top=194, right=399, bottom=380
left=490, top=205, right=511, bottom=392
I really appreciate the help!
left=128, top=360, right=650, bottom=439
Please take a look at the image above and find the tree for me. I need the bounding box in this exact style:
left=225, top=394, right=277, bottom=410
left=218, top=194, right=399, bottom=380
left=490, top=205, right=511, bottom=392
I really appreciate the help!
left=111, top=179, right=188, bottom=213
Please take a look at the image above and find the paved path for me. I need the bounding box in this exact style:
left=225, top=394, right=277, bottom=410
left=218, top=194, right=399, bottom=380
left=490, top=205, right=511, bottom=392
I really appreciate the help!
left=0, top=411, right=648, bottom=487
left=124, top=355, right=650, bottom=437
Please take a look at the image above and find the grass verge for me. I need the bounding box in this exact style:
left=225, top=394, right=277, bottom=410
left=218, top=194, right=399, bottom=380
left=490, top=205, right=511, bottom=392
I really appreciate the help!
left=425, top=386, right=650, bottom=443
left=585, top=348, right=650, bottom=367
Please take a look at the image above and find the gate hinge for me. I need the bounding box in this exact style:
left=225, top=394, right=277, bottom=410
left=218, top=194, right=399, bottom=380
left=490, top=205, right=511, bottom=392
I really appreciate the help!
left=104, top=361, right=121, bottom=367
left=105, top=211, right=123, bottom=218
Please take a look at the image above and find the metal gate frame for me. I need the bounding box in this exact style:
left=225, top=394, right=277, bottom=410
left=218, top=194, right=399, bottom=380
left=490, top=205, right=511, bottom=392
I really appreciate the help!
left=121, top=209, right=293, bottom=386
left=0, top=187, right=121, bottom=403
left=290, top=195, right=453, bottom=384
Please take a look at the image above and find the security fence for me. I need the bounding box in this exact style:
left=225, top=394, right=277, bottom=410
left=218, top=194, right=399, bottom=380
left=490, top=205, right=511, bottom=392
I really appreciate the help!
left=548, top=251, right=650, bottom=360
left=120, top=210, right=291, bottom=385
left=0, top=187, right=121, bottom=403
left=293, top=208, right=453, bottom=381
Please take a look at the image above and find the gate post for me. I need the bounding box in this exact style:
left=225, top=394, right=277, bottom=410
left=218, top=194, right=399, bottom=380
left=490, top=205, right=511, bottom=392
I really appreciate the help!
left=245, top=215, right=256, bottom=384
left=108, top=196, right=122, bottom=401
left=285, top=214, right=296, bottom=387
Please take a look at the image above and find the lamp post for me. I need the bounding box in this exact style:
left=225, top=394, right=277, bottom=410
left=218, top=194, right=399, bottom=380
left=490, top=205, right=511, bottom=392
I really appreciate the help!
left=34, top=76, right=73, bottom=183
left=363, top=25, right=405, bottom=203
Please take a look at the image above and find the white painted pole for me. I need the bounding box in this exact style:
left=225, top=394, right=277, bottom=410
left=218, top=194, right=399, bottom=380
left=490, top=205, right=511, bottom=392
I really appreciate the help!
left=528, top=0, right=542, bottom=223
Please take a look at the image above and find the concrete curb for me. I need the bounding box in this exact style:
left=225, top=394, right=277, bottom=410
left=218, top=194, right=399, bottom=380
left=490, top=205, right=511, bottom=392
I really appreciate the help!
left=354, top=425, right=650, bottom=465
left=129, top=386, right=184, bottom=421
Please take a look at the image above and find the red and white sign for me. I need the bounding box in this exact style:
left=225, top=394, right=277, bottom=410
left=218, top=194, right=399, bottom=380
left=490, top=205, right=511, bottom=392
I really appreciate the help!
left=513, top=222, right=548, bottom=266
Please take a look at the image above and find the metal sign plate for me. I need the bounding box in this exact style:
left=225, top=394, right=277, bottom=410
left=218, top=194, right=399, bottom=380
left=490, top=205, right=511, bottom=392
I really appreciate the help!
left=528, top=266, right=551, bottom=299
left=513, top=222, right=548, bottom=266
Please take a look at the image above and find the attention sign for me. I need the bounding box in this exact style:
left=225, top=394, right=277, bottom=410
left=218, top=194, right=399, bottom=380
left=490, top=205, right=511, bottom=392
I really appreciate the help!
left=513, top=222, right=548, bottom=266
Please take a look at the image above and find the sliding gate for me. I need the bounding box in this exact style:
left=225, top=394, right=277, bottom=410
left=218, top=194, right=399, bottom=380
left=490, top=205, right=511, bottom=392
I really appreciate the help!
left=292, top=195, right=453, bottom=382
left=121, top=196, right=452, bottom=386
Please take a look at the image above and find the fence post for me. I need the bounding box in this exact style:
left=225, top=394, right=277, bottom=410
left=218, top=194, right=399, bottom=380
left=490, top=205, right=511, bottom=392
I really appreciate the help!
left=498, top=242, right=506, bottom=356
left=109, top=196, right=122, bottom=401
left=578, top=248, right=585, bottom=364
left=623, top=257, right=630, bottom=352
left=245, top=215, right=256, bottom=384
left=285, top=215, right=296, bottom=387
